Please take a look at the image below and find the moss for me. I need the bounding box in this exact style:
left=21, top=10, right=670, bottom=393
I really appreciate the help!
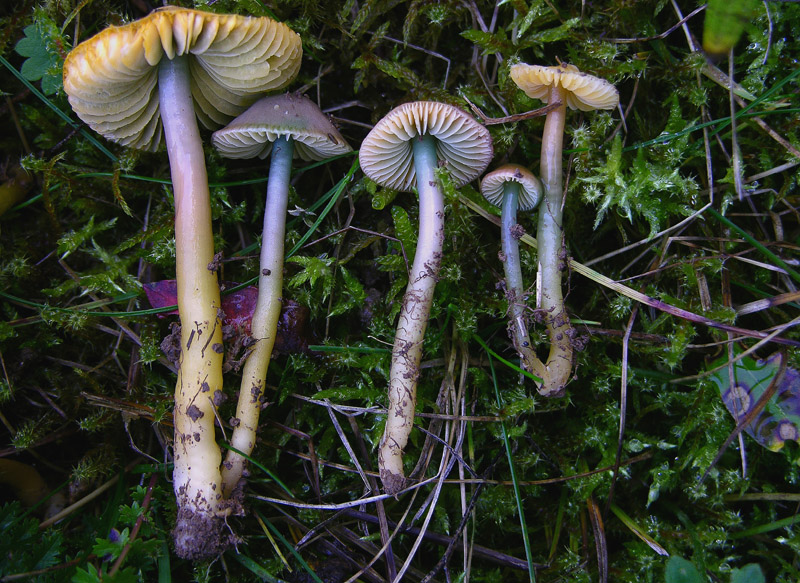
left=1, top=0, right=799, bottom=579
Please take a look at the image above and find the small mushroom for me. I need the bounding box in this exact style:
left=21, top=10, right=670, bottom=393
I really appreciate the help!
left=510, top=62, right=618, bottom=397
left=62, top=7, right=301, bottom=560
left=0, top=164, right=34, bottom=218
left=359, top=101, right=493, bottom=494
left=0, top=458, right=63, bottom=517
left=480, top=164, right=545, bottom=380
left=211, top=92, right=352, bottom=496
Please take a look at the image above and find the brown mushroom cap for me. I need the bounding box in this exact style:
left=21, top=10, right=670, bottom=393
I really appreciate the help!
left=212, top=93, right=352, bottom=161
left=359, top=101, right=493, bottom=192
left=510, top=63, right=619, bottom=112
left=480, top=164, right=543, bottom=211
left=62, top=7, right=302, bottom=151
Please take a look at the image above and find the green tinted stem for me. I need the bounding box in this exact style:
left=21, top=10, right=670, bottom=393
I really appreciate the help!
left=537, top=86, right=574, bottom=397
left=222, top=136, right=293, bottom=496
left=159, top=55, right=226, bottom=559
left=501, top=183, right=545, bottom=380
left=378, top=133, right=444, bottom=494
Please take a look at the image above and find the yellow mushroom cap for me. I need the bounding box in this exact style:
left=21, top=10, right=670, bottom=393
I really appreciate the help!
left=63, top=7, right=302, bottom=152
left=510, top=63, right=619, bottom=112
left=359, top=101, right=493, bottom=192
left=480, top=164, right=542, bottom=211
left=212, top=93, right=352, bottom=162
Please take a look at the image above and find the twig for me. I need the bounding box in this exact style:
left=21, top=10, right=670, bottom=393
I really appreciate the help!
left=345, top=509, right=534, bottom=571
left=252, top=477, right=439, bottom=511
left=605, top=306, right=638, bottom=517
left=325, top=402, right=371, bottom=491
left=39, top=460, right=139, bottom=529
left=670, top=315, right=800, bottom=383
left=584, top=202, right=712, bottom=266
left=460, top=193, right=800, bottom=347
left=603, top=4, right=706, bottom=42
left=465, top=97, right=560, bottom=125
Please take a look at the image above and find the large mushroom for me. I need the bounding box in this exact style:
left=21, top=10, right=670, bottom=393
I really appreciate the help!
left=211, top=92, right=352, bottom=496
left=62, top=7, right=301, bottom=559
left=359, top=101, right=493, bottom=494
left=509, top=63, right=618, bottom=397
left=480, top=164, right=545, bottom=380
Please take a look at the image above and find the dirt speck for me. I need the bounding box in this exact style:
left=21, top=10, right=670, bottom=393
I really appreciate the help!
left=212, top=390, right=227, bottom=406
left=186, top=404, right=204, bottom=422
left=510, top=223, right=526, bottom=240
left=207, top=252, right=223, bottom=273
left=160, top=322, right=182, bottom=365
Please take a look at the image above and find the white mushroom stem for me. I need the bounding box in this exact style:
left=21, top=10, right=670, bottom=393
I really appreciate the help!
left=158, top=55, right=227, bottom=555
left=537, top=84, right=574, bottom=397
left=221, top=136, right=293, bottom=496
left=500, top=183, right=547, bottom=381
left=378, top=134, right=444, bottom=495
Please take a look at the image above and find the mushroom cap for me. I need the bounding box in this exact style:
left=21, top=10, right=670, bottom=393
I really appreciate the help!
left=480, top=164, right=543, bottom=211
left=509, top=63, right=619, bottom=112
left=211, top=93, right=352, bottom=161
left=359, top=101, right=493, bottom=192
left=63, top=7, right=302, bottom=152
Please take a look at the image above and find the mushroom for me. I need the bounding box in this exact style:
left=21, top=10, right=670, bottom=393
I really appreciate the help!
left=0, top=459, right=51, bottom=511
left=0, top=164, right=33, bottom=217
left=359, top=101, right=493, bottom=494
left=211, top=92, right=352, bottom=496
left=62, top=7, right=301, bottom=559
left=509, top=62, right=618, bottom=397
left=480, top=164, right=545, bottom=380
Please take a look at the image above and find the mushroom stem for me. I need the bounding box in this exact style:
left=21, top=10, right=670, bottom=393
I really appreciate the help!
left=537, top=85, right=574, bottom=397
left=221, top=136, right=293, bottom=497
left=158, top=55, right=227, bottom=558
left=500, top=183, right=546, bottom=380
left=378, top=133, right=444, bottom=494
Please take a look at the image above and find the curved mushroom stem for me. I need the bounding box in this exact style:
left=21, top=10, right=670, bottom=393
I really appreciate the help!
left=378, top=133, right=444, bottom=495
left=500, top=183, right=547, bottom=381
left=159, top=55, right=227, bottom=559
left=537, top=86, right=574, bottom=397
left=221, top=136, right=293, bottom=497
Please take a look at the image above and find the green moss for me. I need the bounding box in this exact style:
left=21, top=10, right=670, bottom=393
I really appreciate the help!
left=2, top=0, right=800, bottom=579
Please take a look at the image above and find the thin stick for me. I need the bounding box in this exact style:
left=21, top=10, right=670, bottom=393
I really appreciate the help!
left=465, top=97, right=560, bottom=125
left=605, top=306, right=638, bottom=516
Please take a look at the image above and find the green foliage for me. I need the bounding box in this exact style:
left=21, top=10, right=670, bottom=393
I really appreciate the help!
left=579, top=124, right=697, bottom=237
left=702, top=0, right=758, bottom=55
left=665, top=556, right=702, bottom=583
left=0, top=502, right=64, bottom=579
left=665, top=556, right=765, bottom=583
left=14, top=17, right=64, bottom=96
left=2, top=0, right=800, bottom=580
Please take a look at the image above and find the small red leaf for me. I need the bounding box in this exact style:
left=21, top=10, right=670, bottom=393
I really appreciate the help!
left=143, top=280, right=310, bottom=353
left=143, top=280, right=257, bottom=330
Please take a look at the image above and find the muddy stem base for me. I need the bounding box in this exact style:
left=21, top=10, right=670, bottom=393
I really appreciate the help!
left=173, top=507, right=231, bottom=561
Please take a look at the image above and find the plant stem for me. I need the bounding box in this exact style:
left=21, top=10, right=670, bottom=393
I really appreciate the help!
left=378, top=133, right=444, bottom=494
left=222, top=136, right=293, bottom=496
left=158, top=55, right=226, bottom=559
left=487, top=352, right=537, bottom=583
left=537, top=85, right=574, bottom=397
left=500, top=182, right=546, bottom=382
